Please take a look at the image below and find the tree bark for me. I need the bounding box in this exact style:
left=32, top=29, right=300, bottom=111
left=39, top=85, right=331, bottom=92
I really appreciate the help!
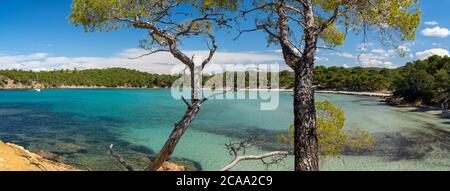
left=293, top=58, right=319, bottom=171
left=191, top=65, right=203, bottom=101
left=292, top=1, right=319, bottom=171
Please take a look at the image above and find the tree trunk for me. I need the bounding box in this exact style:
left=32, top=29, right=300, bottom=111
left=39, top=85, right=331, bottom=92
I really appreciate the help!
left=293, top=58, right=319, bottom=171
left=293, top=1, right=319, bottom=170
left=146, top=66, right=202, bottom=171
left=145, top=100, right=202, bottom=171
left=191, top=64, right=203, bottom=101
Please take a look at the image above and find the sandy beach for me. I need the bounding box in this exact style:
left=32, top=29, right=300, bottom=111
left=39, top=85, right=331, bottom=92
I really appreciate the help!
left=315, top=90, right=392, bottom=98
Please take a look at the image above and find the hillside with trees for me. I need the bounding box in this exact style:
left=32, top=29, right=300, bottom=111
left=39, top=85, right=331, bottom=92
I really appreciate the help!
left=394, top=55, right=449, bottom=105
left=1, top=67, right=393, bottom=90
left=313, top=66, right=395, bottom=92
left=1, top=56, right=448, bottom=107
left=0, top=68, right=178, bottom=88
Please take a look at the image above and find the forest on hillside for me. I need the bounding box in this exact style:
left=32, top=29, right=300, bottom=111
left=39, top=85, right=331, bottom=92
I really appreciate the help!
left=1, top=56, right=448, bottom=105
left=0, top=68, right=178, bottom=88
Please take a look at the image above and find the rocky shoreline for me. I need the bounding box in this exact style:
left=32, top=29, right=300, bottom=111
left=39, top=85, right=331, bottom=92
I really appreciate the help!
left=0, top=141, right=79, bottom=171
left=383, top=97, right=449, bottom=117
left=0, top=140, right=187, bottom=171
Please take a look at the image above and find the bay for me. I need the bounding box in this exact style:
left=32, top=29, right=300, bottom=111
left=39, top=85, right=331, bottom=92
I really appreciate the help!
left=0, top=89, right=448, bottom=171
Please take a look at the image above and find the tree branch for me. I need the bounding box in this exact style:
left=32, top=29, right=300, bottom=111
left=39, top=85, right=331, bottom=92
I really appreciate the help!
left=233, top=27, right=264, bottom=40
left=316, top=7, right=344, bottom=34
left=129, top=49, right=170, bottom=59
left=239, top=3, right=277, bottom=17
left=202, top=88, right=237, bottom=103
left=181, top=96, right=192, bottom=108
left=109, top=144, right=135, bottom=171
left=221, top=151, right=292, bottom=171
left=202, top=34, right=217, bottom=68
left=220, top=138, right=292, bottom=171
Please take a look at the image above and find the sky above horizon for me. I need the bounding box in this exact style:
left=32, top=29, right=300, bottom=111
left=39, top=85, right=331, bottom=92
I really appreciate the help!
left=0, top=0, right=449, bottom=74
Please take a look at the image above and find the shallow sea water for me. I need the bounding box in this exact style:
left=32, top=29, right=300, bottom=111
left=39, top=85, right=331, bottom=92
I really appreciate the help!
left=0, top=89, right=448, bottom=171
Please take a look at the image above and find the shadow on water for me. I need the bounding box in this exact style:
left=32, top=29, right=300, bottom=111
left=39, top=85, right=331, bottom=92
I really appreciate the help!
left=439, top=114, right=450, bottom=125
left=197, top=121, right=450, bottom=163
left=405, top=107, right=450, bottom=125
left=345, top=123, right=450, bottom=161
left=0, top=103, right=202, bottom=171
left=196, top=125, right=289, bottom=152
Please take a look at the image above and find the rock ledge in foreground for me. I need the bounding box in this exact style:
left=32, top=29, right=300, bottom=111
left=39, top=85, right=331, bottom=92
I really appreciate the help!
left=0, top=141, right=78, bottom=171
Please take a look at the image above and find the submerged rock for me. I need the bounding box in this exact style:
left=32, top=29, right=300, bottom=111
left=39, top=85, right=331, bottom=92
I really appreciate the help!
left=36, top=150, right=66, bottom=163
left=54, top=143, right=88, bottom=153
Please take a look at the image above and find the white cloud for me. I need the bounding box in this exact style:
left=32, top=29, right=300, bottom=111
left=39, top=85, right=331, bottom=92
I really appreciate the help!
left=332, top=52, right=355, bottom=58
left=331, top=46, right=400, bottom=68
left=415, top=48, right=450, bottom=60
left=315, top=56, right=329, bottom=61
left=371, top=49, right=386, bottom=54
left=357, top=49, right=398, bottom=67
left=421, top=27, right=450, bottom=38
left=371, top=48, right=396, bottom=57
left=424, top=21, right=439, bottom=26
left=358, top=53, right=383, bottom=66
left=0, top=49, right=283, bottom=74
left=272, top=49, right=283, bottom=53
left=343, top=64, right=349, bottom=68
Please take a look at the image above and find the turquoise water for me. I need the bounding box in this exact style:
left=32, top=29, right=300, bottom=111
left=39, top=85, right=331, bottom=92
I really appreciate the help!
left=0, top=89, right=449, bottom=171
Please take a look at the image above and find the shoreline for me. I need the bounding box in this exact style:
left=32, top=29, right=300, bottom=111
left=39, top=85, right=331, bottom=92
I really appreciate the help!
left=0, top=86, right=386, bottom=94
left=0, top=86, right=165, bottom=90
left=1, top=87, right=445, bottom=116
left=398, top=106, right=449, bottom=117
left=315, top=90, right=392, bottom=98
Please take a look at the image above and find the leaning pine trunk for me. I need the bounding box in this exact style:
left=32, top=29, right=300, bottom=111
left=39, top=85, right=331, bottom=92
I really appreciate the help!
left=146, top=66, right=203, bottom=171
left=145, top=100, right=202, bottom=171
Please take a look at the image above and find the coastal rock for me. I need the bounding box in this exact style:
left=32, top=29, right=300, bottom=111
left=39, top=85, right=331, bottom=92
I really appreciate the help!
left=0, top=141, right=79, bottom=171
left=385, top=97, right=405, bottom=106
left=157, top=161, right=186, bottom=171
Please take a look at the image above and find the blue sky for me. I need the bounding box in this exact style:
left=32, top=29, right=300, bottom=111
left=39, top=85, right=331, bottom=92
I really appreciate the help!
left=0, top=0, right=449, bottom=73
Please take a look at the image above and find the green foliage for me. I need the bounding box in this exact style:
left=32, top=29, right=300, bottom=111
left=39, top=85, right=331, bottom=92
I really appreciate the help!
left=69, top=0, right=229, bottom=32
left=278, top=100, right=375, bottom=158
left=192, top=0, right=239, bottom=10
left=319, top=24, right=345, bottom=46
left=394, top=55, right=450, bottom=105
left=279, top=70, right=295, bottom=89
left=245, top=0, right=421, bottom=47
left=69, top=0, right=230, bottom=53
left=0, top=67, right=393, bottom=91
left=0, top=68, right=179, bottom=88
left=313, top=66, right=395, bottom=91
left=0, top=75, right=7, bottom=87
left=324, top=0, right=421, bottom=43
